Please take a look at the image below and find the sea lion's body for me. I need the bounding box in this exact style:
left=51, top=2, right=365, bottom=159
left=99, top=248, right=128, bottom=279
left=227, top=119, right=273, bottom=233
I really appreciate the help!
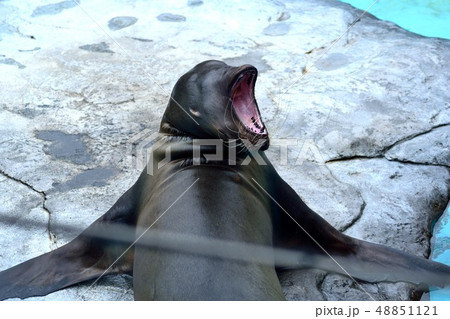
left=1, top=61, right=449, bottom=300
left=133, top=139, right=284, bottom=300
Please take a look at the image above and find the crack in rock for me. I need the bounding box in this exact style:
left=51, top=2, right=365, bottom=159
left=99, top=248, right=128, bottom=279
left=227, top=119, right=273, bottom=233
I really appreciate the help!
left=316, top=271, right=327, bottom=300
left=326, top=155, right=450, bottom=169
left=387, top=159, right=450, bottom=169
left=380, top=123, right=450, bottom=155
left=0, top=168, right=56, bottom=243
left=325, top=123, right=450, bottom=169
left=321, top=165, right=367, bottom=231
left=340, top=198, right=366, bottom=233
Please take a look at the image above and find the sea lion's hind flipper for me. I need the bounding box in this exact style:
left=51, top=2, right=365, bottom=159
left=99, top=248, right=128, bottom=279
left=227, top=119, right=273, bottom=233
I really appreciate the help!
left=0, top=236, right=133, bottom=300
left=272, top=176, right=450, bottom=289
left=331, top=238, right=450, bottom=289
left=0, top=182, right=140, bottom=300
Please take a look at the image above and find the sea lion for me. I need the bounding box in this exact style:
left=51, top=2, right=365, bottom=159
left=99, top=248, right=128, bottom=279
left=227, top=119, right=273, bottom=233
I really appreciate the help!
left=0, top=60, right=449, bottom=300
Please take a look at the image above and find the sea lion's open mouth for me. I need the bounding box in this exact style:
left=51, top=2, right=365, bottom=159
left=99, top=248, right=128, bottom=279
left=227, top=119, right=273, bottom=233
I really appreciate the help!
left=230, top=67, right=268, bottom=137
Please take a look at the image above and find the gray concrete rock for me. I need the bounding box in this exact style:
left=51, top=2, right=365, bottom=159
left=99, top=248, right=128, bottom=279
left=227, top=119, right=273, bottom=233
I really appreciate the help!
left=79, top=42, right=115, bottom=53
left=321, top=275, right=414, bottom=301
left=108, top=16, right=138, bottom=31
left=187, top=0, right=203, bottom=7
left=31, top=1, right=77, bottom=18
left=279, top=269, right=326, bottom=301
left=262, top=22, right=291, bottom=36
left=327, top=159, right=449, bottom=253
left=1, top=0, right=449, bottom=301
left=0, top=57, right=26, bottom=68
left=157, top=13, right=186, bottom=22
left=386, top=125, right=450, bottom=167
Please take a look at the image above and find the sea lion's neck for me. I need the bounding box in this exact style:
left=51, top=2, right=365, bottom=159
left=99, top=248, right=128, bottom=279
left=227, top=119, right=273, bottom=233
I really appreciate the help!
left=153, top=131, right=255, bottom=168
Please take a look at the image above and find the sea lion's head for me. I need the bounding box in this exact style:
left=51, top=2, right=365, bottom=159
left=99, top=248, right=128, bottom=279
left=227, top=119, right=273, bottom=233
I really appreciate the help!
left=160, top=60, right=269, bottom=151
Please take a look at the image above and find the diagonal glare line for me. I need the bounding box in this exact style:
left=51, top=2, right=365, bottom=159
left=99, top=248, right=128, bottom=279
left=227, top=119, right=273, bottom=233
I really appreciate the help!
left=251, top=177, right=377, bottom=301
left=81, top=177, right=200, bottom=298
left=279, top=0, right=380, bottom=98
left=71, top=0, right=199, bottom=126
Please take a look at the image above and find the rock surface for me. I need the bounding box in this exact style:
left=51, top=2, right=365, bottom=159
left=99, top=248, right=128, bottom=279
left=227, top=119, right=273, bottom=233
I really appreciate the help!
left=108, top=16, right=138, bottom=31
left=0, top=0, right=449, bottom=301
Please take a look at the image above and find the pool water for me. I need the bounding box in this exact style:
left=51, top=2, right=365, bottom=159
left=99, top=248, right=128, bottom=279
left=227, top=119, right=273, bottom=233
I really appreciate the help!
left=429, top=203, right=450, bottom=300
left=340, top=0, right=450, bottom=40
left=340, top=0, right=450, bottom=301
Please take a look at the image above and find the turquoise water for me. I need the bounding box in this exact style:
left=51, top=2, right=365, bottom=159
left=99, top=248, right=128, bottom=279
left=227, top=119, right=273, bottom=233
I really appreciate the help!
left=340, top=0, right=450, bottom=301
left=340, top=0, right=450, bottom=40
left=430, top=203, right=450, bottom=300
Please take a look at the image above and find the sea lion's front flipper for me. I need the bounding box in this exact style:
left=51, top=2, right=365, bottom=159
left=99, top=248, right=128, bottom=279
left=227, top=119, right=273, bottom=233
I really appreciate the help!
left=0, top=181, right=140, bottom=300
left=271, top=175, right=450, bottom=289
